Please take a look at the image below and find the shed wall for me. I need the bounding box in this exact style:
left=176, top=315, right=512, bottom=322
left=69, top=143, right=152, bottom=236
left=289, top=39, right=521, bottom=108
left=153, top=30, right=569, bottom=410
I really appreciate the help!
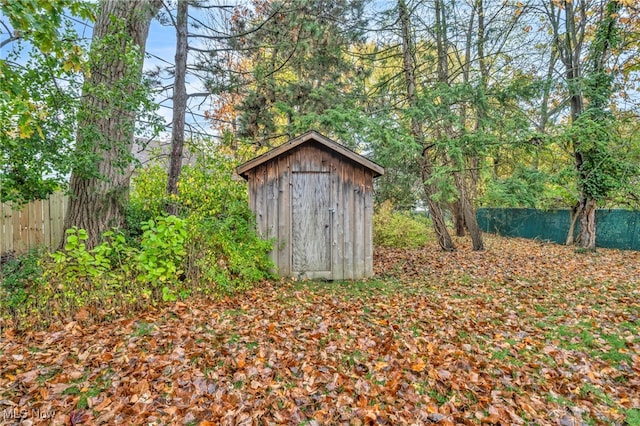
left=246, top=143, right=374, bottom=280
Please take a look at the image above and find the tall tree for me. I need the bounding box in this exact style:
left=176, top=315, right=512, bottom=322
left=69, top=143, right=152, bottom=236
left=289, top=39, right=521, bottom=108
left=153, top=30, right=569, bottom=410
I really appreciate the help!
left=573, top=0, right=625, bottom=249
left=431, top=0, right=532, bottom=250
left=166, top=0, right=188, bottom=215
left=398, top=0, right=454, bottom=251
left=456, top=0, right=485, bottom=250
left=63, top=0, right=162, bottom=248
left=545, top=0, right=628, bottom=249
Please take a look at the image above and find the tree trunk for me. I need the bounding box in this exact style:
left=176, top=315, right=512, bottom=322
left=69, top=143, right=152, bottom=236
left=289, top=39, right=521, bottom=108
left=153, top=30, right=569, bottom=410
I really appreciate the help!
left=452, top=201, right=466, bottom=237
left=578, top=197, right=597, bottom=250
left=166, top=0, right=188, bottom=216
left=454, top=172, right=484, bottom=250
left=566, top=202, right=581, bottom=245
left=398, top=0, right=454, bottom=251
left=451, top=170, right=484, bottom=250
left=63, top=0, right=161, bottom=249
left=422, top=158, right=455, bottom=251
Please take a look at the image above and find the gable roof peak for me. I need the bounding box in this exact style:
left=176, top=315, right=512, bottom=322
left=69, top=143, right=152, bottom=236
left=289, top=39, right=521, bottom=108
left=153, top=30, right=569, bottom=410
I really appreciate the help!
left=237, top=131, right=384, bottom=179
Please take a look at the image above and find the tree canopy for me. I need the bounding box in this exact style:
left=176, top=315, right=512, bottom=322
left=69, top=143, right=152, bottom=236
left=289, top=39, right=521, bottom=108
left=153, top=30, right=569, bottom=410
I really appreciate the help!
left=1, top=0, right=638, bottom=249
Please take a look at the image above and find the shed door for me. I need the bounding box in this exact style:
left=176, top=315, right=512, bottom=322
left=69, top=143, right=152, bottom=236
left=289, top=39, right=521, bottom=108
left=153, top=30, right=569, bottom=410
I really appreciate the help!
left=292, top=171, right=332, bottom=278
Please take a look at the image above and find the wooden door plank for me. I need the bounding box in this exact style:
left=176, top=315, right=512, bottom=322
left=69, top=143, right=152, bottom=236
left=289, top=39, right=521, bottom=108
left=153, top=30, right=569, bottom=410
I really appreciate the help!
left=277, top=155, right=291, bottom=276
left=292, top=172, right=331, bottom=274
left=255, top=165, right=267, bottom=238
left=342, top=164, right=354, bottom=280
left=266, top=161, right=279, bottom=267
left=331, top=157, right=344, bottom=280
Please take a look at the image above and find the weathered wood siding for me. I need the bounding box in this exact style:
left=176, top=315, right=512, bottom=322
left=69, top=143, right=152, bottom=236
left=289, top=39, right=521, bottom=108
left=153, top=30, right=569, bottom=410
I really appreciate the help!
left=245, top=142, right=375, bottom=280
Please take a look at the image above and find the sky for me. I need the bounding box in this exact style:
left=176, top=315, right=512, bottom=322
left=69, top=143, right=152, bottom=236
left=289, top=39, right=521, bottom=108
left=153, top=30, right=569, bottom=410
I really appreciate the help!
left=145, top=18, right=197, bottom=138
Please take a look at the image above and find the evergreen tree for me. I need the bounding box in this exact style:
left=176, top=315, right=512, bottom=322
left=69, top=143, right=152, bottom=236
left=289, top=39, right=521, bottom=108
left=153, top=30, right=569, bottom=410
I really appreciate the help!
left=226, top=0, right=369, bottom=146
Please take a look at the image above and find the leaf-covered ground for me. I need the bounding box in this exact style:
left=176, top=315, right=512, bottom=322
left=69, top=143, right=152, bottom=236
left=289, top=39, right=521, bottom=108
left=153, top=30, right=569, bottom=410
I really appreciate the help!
left=1, top=235, right=639, bottom=425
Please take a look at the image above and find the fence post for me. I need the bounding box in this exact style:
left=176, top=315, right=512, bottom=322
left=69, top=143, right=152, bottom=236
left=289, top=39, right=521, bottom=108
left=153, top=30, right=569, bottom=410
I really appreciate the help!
left=0, top=203, right=14, bottom=255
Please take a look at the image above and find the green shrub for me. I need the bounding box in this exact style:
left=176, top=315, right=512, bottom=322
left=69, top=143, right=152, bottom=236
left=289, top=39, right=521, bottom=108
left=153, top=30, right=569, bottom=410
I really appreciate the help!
left=480, top=166, right=547, bottom=208
left=136, top=215, right=187, bottom=299
left=0, top=151, right=274, bottom=330
left=48, top=227, right=112, bottom=313
left=188, top=213, right=274, bottom=294
left=124, top=201, right=153, bottom=240
left=374, top=201, right=432, bottom=248
left=0, top=248, right=47, bottom=326
left=130, top=151, right=275, bottom=294
left=0, top=236, right=137, bottom=329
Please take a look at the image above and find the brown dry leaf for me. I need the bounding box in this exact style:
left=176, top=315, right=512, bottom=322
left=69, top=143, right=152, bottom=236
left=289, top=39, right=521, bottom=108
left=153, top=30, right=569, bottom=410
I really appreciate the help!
left=74, top=308, right=90, bottom=322
left=410, top=358, right=426, bottom=372
left=0, top=235, right=636, bottom=424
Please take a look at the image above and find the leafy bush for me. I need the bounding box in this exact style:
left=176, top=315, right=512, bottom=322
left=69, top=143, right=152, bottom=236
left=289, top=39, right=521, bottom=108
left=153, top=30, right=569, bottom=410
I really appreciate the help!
left=1, top=151, right=274, bottom=330
left=136, top=216, right=187, bottom=298
left=130, top=151, right=275, bottom=293
left=0, top=249, right=47, bottom=326
left=1, top=234, right=139, bottom=329
left=40, top=217, right=190, bottom=321
left=48, top=227, right=112, bottom=313
left=374, top=201, right=432, bottom=248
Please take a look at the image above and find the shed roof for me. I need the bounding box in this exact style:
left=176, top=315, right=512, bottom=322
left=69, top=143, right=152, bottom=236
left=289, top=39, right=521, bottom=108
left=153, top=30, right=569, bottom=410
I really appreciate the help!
left=237, top=130, right=384, bottom=179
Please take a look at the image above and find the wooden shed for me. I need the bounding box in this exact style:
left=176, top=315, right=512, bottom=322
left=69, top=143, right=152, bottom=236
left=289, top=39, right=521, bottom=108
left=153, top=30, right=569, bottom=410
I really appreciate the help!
left=237, top=131, right=384, bottom=280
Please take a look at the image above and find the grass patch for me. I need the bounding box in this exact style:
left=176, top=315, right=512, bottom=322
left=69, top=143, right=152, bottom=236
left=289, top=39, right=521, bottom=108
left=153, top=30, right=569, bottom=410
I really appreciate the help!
left=289, top=277, right=426, bottom=300
left=426, top=388, right=452, bottom=404
left=132, top=321, right=155, bottom=338
left=62, top=381, right=107, bottom=409
left=580, top=383, right=616, bottom=407
left=626, top=408, right=640, bottom=426
left=37, top=367, right=62, bottom=384
left=62, top=385, right=81, bottom=396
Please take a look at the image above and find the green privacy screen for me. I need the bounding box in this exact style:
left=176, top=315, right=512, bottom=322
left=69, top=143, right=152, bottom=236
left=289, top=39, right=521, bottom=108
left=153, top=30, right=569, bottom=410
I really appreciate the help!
left=477, top=208, right=640, bottom=250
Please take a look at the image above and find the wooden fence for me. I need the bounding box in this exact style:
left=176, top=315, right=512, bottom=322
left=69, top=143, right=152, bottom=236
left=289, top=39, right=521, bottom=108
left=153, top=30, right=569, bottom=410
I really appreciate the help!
left=0, top=192, right=69, bottom=256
